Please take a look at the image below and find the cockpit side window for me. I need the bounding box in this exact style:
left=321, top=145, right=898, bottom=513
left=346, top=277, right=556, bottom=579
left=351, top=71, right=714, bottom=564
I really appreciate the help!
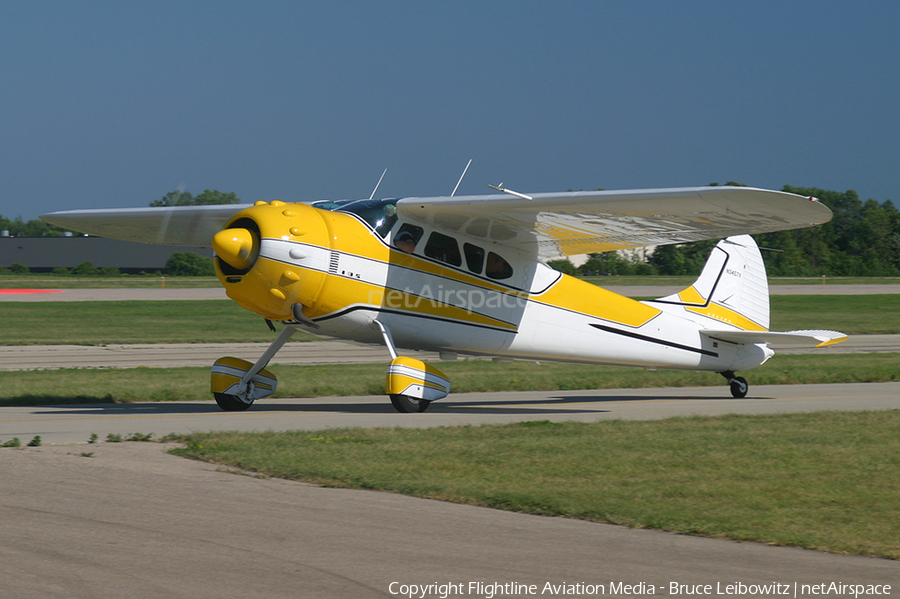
left=424, top=232, right=462, bottom=267
left=337, top=198, right=398, bottom=238
left=392, top=223, right=424, bottom=254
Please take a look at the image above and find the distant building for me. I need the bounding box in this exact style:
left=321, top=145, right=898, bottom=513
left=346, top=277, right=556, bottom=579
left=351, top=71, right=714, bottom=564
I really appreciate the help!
left=0, top=236, right=213, bottom=273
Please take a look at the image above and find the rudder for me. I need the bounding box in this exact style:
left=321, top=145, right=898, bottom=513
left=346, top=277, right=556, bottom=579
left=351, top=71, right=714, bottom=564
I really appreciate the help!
left=649, top=235, right=769, bottom=331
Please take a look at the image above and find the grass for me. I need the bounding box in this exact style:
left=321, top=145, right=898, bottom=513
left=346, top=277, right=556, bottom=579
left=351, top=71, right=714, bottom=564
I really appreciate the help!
left=769, top=295, right=900, bottom=334
left=169, top=410, right=900, bottom=559
left=1, top=295, right=898, bottom=346
left=581, top=275, right=900, bottom=287
left=3, top=274, right=898, bottom=289
left=0, top=300, right=318, bottom=345
left=1, top=353, right=898, bottom=406
left=0, top=275, right=221, bottom=289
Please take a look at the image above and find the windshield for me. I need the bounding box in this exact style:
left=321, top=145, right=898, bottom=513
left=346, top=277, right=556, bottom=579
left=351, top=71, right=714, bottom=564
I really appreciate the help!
left=311, top=199, right=354, bottom=211
left=337, top=198, right=398, bottom=238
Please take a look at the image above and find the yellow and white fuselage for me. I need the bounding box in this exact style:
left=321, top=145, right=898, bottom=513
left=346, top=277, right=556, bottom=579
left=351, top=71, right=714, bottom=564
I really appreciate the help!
left=212, top=200, right=839, bottom=385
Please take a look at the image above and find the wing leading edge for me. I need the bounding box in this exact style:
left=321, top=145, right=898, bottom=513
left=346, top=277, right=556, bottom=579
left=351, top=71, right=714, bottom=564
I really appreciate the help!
left=396, top=186, right=832, bottom=260
left=40, top=204, right=252, bottom=246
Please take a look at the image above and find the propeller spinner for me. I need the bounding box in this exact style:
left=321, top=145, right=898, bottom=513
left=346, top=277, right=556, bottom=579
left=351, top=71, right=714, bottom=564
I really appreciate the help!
left=212, top=227, right=258, bottom=271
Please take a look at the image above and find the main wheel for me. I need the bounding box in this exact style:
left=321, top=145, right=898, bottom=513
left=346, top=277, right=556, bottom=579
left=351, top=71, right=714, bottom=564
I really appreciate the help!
left=389, top=394, right=431, bottom=413
left=729, top=377, right=749, bottom=399
left=214, top=392, right=253, bottom=412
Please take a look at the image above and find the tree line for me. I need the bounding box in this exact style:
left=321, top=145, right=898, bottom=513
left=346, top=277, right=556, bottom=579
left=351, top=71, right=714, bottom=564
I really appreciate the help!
left=3, top=186, right=899, bottom=277
left=549, top=185, right=900, bottom=278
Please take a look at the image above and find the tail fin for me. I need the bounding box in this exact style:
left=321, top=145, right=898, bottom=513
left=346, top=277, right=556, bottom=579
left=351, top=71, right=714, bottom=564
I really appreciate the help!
left=650, top=235, right=769, bottom=331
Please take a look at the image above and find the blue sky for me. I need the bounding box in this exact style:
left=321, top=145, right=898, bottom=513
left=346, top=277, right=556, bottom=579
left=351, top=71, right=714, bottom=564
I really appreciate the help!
left=2, top=1, right=898, bottom=221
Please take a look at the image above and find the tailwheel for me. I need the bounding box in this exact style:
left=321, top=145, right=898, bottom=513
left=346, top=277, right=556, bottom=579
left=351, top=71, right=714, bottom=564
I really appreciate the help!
left=390, top=394, right=431, bottom=413
left=729, top=377, right=749, bottom=398
left=214, top=392, right=253, bottom=412
left=721, top=371, right=749, bottom=398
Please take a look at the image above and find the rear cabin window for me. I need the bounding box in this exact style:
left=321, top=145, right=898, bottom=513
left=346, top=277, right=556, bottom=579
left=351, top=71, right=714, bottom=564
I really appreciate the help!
left=463, top=243, right=485, bottom=274
left=423, top=232, right=462, bottom=267
left=485, top=251, right=513, bottom=280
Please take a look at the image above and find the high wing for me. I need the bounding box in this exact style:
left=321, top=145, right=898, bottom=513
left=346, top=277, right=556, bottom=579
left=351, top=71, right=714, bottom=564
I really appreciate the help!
left=396, top=186, right=832, bottom=260
left=40, top=204, right=252, bottom=245
left=41, top=186, right=832, bottom=255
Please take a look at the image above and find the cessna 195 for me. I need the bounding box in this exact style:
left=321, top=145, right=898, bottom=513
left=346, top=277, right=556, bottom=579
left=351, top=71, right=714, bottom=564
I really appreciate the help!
left=42, top=183, right=846, bottom=413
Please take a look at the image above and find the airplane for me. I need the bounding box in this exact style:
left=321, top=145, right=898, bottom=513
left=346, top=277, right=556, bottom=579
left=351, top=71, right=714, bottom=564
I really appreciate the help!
left=42, top=183, right=847, bottom=412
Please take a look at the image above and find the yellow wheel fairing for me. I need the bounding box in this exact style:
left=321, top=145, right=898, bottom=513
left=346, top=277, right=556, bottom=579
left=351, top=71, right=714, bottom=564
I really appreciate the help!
left=211, top=357, right=277, bottom=400
left=386, top=356, right=450, bottom=401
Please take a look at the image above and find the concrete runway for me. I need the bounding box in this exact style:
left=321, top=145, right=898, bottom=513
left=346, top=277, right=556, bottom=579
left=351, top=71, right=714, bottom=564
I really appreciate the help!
left=4, top=334, right=898, bottom=371
left=1, top=383, right=898, bottom=598
left=3, top=382, right=898, bottom=446
left=1, top=441, right=897, bottom=599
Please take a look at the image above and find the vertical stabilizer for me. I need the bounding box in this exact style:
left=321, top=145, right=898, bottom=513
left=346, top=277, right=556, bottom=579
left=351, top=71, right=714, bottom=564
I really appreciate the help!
left=648, top=235, right=769, bottom=331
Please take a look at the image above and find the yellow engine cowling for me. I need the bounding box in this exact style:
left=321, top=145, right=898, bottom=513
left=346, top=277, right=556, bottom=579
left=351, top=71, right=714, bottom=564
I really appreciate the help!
left=213, top=201, right=330, bottom=321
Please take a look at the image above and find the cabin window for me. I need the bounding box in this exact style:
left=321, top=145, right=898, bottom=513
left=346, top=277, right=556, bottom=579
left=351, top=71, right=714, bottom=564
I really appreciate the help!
left=337, top=198, right=398, bottom=238
left=393, top=223, right=424, bottom=254
left=463, top=243, right=485, bottom=274
left=424, top=232, right=462, bottom=267
left=485, top=251, right=513, bottom=280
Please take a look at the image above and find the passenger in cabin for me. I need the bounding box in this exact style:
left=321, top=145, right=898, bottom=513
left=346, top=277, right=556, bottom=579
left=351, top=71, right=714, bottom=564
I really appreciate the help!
left=394, top=230, right=417, bottom=254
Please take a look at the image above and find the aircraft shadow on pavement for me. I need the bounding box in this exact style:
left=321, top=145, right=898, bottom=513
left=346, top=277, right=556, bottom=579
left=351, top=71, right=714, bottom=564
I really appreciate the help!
left=35, top=392, right=766, bottom=416
left=38, top=401, right=604, bottom=416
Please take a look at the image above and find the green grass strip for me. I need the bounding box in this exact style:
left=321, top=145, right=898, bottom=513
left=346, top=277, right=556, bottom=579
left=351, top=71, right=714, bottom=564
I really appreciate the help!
left=0, top=300, right=317, bottom=345
left=1, top=295, right=898, bottom=345
left=2, top=353, right=898, bottom=406
left=169, top=410, right=900, bottom=559
left=0, top=276, right=221, bottom=289
left=768, top=295, right=900, bottom=335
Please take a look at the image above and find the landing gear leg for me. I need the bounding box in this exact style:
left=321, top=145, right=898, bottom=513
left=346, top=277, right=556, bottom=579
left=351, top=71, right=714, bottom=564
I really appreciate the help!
left=211, top=325, right=296, bottom=410
left=721, top=371, right=749, bottom=398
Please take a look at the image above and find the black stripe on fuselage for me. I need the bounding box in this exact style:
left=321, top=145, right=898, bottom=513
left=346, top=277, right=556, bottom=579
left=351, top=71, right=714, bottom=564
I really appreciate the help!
left=310, top=305, right=519, bottom=335
left=589, top=323, right=718, bottom=357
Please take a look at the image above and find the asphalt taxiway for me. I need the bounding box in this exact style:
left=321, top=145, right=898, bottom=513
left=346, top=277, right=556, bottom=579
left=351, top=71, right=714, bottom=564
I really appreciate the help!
left=3, top=385, right=898, bottom=597
left=3, top=382, right=898, bottom=446
left=2, top=441, right=897, bottom=599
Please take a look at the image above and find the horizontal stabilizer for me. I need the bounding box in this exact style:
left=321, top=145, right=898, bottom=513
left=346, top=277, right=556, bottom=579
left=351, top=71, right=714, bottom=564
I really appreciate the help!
left=701, top=329, right=848, bottom=349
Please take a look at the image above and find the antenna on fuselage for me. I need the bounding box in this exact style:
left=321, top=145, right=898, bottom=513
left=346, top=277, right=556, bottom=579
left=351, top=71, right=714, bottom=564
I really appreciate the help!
left=368, top=168, right=388, bottom=201
left=488, top=182, right=533, bottom=201
left=451, top=159, right=472, bottom=197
